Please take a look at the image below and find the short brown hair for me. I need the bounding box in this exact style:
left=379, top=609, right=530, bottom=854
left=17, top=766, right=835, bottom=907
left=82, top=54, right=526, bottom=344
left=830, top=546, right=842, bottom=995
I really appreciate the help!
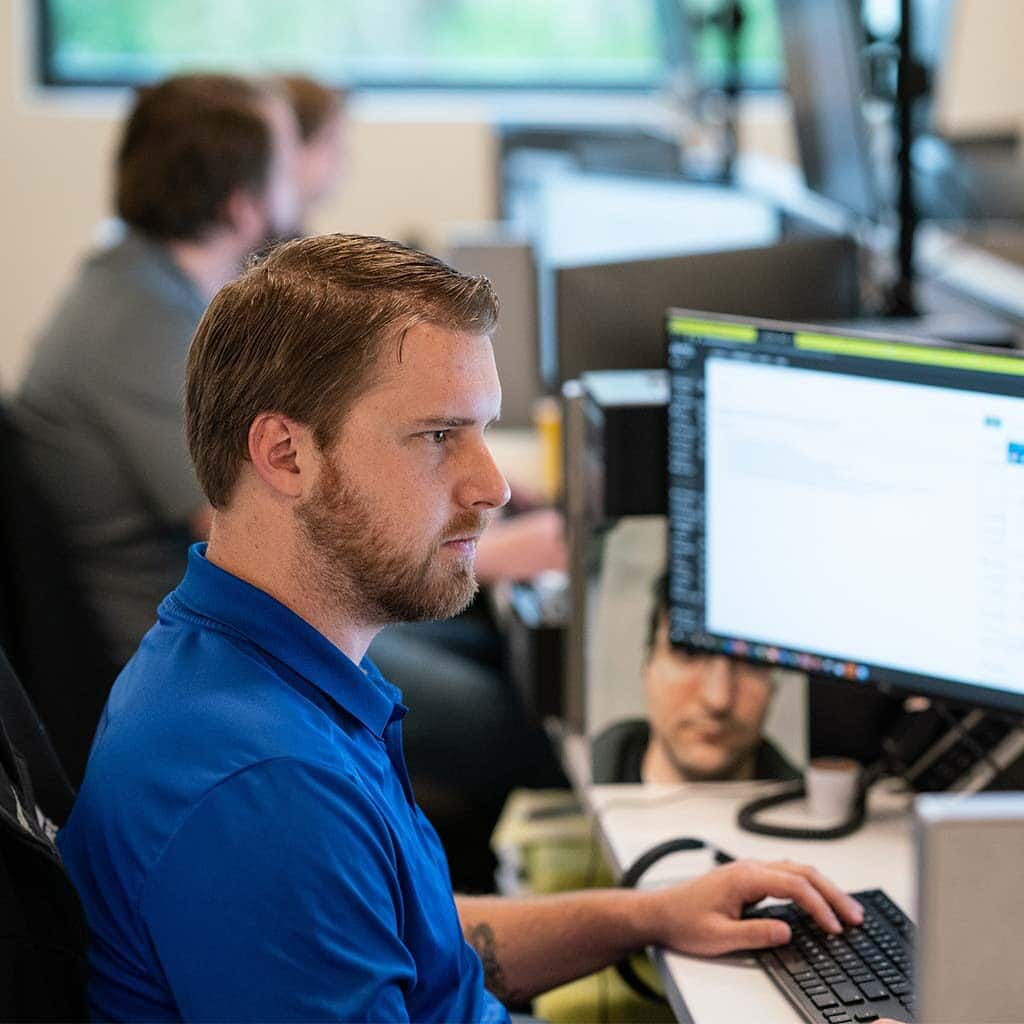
left=278, top=75, right=347, bottom=142
left=117, top=73, right=275, bottom=242
left=185, top=233, right=499, bottom=508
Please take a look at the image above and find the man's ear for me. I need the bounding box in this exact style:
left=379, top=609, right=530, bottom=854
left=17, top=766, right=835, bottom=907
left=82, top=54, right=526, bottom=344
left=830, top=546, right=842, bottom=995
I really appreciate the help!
left=223, top=187, right=264, bottom=245
left=247, top=412, right=313, bottom=499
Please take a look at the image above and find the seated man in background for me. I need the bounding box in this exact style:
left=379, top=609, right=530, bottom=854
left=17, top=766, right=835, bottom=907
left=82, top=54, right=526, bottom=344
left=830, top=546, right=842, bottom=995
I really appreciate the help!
left=14, top=73, right=300, bottom=671
left=593, top=576, right=799, bottom=784
left=278, top=74, right=349, bottom=229
left=58, top=234, right=861, bottom=1022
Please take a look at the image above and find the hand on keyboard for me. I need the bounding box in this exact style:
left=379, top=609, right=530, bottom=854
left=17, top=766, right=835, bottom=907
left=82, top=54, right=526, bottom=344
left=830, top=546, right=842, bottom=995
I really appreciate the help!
left=640, top=859, right=864, bottom=958
left=747, top=889, right=915, bottom=1023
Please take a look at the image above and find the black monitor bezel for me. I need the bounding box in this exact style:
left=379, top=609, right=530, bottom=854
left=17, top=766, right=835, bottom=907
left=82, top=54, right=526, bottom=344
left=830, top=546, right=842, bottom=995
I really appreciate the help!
left=665, top=307, right=1024, bottom=719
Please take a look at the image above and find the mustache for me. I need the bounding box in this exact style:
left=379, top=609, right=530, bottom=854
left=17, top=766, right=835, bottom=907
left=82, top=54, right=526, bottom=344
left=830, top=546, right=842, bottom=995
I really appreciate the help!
left=441, top=510, right=490, bottom=543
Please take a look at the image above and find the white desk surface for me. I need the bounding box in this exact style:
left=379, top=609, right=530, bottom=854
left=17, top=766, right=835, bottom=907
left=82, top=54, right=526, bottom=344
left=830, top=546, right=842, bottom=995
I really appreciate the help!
left=584, top=780, right=915, bottom=1024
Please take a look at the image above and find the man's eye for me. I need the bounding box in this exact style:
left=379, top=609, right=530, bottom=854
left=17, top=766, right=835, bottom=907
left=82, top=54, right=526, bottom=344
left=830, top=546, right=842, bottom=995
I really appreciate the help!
left=429, top=430, right=448, bottom=444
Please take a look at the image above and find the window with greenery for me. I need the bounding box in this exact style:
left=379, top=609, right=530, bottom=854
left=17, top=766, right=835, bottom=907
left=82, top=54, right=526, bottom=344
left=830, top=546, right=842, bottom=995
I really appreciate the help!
left=38, top=0, right=782, bottom=91
left=689, top=0, right=783, bottom=90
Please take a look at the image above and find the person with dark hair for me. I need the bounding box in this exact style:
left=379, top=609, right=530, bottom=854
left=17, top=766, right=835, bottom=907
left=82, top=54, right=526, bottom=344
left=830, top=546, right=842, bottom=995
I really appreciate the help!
left=278, top=74, right=349, bottom=224
left=58, top=233, right=861, bottom=1022
left=593, top=575, right=799, bottom=784
left=14, top=74, right=300, bottom=669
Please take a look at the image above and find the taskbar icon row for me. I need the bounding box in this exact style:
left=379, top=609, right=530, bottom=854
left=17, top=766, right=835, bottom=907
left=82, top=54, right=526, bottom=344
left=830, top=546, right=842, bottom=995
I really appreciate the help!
left=687, top=633, right=871, bottom=682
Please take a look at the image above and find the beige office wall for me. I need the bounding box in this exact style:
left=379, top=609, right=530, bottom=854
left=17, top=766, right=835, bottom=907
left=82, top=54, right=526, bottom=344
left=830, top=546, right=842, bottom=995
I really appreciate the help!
left=934, top=0, right=1024, bottom=139
left=0, top=0, right=801, bottom=392
left=0, top=1, right=498, bottom=390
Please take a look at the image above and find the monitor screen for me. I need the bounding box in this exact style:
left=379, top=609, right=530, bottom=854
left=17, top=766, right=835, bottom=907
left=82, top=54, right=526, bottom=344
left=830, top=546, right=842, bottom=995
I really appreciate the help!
left=666, top=310, right=1024, bottom=716
left=777, top=0, right=879, bottom=220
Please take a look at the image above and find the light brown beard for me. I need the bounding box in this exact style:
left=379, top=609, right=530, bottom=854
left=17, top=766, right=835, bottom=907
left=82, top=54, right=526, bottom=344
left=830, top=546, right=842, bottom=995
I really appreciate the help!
left=295, top=456, right=485, bottom=626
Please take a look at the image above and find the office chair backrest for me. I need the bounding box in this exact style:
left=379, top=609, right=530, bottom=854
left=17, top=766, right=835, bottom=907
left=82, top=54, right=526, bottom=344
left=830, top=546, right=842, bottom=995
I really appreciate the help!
left=0, top=645, right=74, bottom=826
left=0, top=402, right=116, bottom=788
left=0, top=648, right=88, bottom=1022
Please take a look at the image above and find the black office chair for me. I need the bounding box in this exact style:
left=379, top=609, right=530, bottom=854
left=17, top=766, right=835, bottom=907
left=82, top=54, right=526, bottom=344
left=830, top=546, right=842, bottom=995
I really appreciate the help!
left=0, top=640, right=74, bottom=827
left=0, top=402, right=117, bottom=790
left=0, top=646, right=88, bottom=1022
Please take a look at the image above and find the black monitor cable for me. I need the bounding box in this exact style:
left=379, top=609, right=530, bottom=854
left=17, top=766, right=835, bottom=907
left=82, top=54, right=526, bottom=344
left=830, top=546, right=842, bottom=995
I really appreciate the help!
left=735, top=757, right=888, bottom=841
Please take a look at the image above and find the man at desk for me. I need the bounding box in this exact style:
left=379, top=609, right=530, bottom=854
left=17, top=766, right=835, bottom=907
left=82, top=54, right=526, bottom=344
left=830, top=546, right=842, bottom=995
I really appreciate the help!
left=15, top=72, right=302, bottom=670
left=594, top=576, right=800, bottom=784
left=58, top=234, right=862, bottom=1022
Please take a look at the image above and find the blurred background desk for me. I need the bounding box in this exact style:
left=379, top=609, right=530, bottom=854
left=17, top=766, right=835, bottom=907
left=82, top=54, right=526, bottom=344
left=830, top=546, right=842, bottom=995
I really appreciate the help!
left=584, top=780, right=914, bottom=1024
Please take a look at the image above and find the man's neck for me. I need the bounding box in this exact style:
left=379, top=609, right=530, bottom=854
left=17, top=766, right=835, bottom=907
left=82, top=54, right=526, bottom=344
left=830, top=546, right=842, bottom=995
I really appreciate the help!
left=167, top=234, right=251, bottom=302
left=205, top=514, right=380, bottom=666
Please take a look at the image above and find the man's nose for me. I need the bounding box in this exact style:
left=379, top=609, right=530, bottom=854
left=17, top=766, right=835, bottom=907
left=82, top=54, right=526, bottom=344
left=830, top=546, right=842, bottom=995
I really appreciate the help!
left=701, top=657, right=736, bottom=713
left=458, top=439, right=511, bottom=511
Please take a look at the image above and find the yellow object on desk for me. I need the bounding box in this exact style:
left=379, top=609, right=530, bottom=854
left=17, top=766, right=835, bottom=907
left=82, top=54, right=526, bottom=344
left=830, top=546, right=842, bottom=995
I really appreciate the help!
left=491, top=790, right=674, bottom=1024
left=533, top=396, right=562, bottom=502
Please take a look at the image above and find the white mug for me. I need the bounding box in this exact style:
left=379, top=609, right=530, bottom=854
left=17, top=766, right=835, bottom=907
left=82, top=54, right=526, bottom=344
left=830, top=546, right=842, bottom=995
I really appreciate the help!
left=806, top=756, right=861, bottom=821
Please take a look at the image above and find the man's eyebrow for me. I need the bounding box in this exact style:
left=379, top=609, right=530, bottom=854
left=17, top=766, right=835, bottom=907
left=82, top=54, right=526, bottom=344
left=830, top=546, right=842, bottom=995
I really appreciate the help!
left=409, top=415, right=502, bottom=429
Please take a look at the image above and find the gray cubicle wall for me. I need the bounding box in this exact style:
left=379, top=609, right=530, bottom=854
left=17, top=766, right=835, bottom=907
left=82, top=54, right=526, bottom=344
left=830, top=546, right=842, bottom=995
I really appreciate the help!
left=552, top=234, right=861, bottom=387
left=447, top=227, right=540, bottom=428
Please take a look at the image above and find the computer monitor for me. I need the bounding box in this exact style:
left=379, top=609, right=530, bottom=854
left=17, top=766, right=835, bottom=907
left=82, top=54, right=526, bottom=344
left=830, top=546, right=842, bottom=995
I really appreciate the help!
left=666, top=310, right=1024, bottom=717
left=550, top=233, right=860, bottom=389
left=777, top=0, right=879, bottom=221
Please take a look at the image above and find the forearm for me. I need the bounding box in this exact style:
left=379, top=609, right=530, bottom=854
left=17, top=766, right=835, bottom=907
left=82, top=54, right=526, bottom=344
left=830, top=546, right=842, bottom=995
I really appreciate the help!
left=456, top=890, right=657, bottom=1003
left=457, top=861, right=866, bottom=1004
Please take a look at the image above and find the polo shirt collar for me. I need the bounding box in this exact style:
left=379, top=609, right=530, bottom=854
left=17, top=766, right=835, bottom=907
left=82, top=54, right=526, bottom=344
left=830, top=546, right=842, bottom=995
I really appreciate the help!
left=168, top=544, right=403, bottom=740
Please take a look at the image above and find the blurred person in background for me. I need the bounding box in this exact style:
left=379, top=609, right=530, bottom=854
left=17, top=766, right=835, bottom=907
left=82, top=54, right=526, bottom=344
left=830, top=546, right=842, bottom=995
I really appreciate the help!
left=14, top=74, right=300, bottom=675
left=278, top=74, right=349, bottom=228
left=593, top=575, right=798, bottom=784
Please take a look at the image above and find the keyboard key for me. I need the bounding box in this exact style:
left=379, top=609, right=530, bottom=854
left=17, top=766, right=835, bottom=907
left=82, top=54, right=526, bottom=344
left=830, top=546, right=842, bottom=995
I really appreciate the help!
left=811, top=992, right=839, bottom=1009
left=778, top=948, right=810, bottom=973
left=889, top=980, right=912, bottom=996
left=857, top=981, right=889, bottom=1001
left=854, top=1012, right=879, bottom=1022
left=830, top=981, right=865, bottom=1005
left=831, top=978, right=864, bottom=1003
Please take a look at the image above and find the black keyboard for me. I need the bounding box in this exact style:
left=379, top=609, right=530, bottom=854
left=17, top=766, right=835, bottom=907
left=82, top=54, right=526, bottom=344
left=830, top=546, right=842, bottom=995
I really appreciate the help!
left=747, top=889, right=915, bottom=1023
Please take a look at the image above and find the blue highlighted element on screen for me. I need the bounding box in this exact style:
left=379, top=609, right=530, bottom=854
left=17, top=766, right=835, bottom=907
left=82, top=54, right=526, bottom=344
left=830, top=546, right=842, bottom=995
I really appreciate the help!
left=1009, top=442, right=1024, bottom=465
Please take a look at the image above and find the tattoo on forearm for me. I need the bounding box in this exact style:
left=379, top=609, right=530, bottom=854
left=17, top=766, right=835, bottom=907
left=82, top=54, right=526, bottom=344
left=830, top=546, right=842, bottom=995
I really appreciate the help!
left=467, top=922, right=511, bottom=1001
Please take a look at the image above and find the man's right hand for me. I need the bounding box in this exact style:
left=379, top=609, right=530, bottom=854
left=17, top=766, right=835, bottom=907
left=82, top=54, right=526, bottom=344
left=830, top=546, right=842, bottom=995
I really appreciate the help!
left=637, top=858, right=864, bottom=958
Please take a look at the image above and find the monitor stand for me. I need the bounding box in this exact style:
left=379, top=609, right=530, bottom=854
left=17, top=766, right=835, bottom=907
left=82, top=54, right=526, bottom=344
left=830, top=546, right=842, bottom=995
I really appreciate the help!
left=902, top=710, right=1024, bottom=793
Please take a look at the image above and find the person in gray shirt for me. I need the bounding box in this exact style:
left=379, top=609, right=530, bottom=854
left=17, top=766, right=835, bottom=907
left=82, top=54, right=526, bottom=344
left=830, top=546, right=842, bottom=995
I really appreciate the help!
left=15, top=74, right=300, bottom=668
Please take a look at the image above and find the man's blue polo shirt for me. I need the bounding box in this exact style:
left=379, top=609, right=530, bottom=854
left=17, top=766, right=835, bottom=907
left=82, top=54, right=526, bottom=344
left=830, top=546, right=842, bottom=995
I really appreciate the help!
left=58, top=544, right=508, bottom=1023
